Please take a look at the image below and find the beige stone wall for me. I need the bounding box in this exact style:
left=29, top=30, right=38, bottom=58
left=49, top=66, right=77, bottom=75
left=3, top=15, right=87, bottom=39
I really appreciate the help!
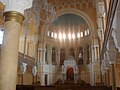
left=17, top=64, right=33, bottom=85
left=19, top=36, right=35, bottom=57
left=19, top=23, right=37, bottom=58
left=23, top=70, right=33, bottom=85
left=115, top=64, right=120, bottom=87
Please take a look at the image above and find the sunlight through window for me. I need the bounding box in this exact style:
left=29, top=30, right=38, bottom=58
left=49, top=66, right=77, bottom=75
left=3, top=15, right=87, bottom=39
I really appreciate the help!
left=68, top=33, right=71, bottom=40
left=59, top=32, right=62, bottom=40
left=63, top=33, right=66, bottom=40
left=77, top=33, right=80, bottom=38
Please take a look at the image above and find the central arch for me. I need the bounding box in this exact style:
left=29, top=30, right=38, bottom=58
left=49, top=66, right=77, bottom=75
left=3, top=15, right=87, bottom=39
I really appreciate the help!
left=66, top=67, right=74, bottom=81
left=41, top=8, right=95, bottom=45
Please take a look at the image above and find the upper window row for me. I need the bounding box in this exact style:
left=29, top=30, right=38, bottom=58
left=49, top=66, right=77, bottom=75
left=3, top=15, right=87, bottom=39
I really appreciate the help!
left=47, top=29, right=90, bottom=40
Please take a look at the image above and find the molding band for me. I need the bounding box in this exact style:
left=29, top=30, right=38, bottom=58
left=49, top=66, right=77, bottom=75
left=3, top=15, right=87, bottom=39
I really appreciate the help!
left=3, top=11, right=25, bottom=25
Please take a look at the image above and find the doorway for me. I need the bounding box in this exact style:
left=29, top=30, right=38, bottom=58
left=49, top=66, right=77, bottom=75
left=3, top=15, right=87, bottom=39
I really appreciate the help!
left=45, top=74, right=48, bottom=85
left=66, top=67, right=74, bottom=81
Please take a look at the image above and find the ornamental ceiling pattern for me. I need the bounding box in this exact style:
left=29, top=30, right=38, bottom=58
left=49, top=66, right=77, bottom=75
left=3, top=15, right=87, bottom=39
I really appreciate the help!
left=48, top=0, right=96, bottom=10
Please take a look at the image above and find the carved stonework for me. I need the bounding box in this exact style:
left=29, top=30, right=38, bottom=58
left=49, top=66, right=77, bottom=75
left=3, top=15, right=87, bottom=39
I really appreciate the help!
left=0, top=0, right=33, bottom=14
left=62, top=56, right=78, bottom=74
left=97, top=2, right=105, bottom=15
left=50, top=0, right=95, bottom=11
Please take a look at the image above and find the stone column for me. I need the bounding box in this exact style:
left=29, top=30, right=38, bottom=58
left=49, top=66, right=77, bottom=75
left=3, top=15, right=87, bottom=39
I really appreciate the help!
left=0, top=0, right=33, bottom=90
left=111, top=63, right=116, bottom=90
left=33, top=35, right=39, bottom=62
left=106, top=35, right=117, bottom=90
left=91, top=45, right=99, bottom=62
left=48, top=46, right=52, bottom=64
left=57, top=49, right=60, bottom=65
left=38, top=48, right=43, bottom=64
left=106, top=69, right=110, bottom=86
left=104, top=71, right=107, bottom=86
left=91, top=46, right=95, bottom=63
left=94, top=45, right=99, bottom=62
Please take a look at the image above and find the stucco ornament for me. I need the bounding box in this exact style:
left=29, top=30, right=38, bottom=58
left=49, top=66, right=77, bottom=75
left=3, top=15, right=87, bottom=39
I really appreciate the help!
left=0, top=0, right=33, bottom=14
left=20, top=62, right=27, bottom=74
left=32, top=66, right=37, bottom=76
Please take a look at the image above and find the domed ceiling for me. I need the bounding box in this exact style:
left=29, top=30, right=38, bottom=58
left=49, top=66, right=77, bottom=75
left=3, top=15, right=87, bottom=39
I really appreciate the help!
left=47, top=14, right=90, bottom=40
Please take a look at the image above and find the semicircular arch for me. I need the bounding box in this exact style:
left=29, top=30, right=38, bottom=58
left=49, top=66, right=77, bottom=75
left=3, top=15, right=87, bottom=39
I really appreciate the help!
left=40, top=8, right=96, bottom=47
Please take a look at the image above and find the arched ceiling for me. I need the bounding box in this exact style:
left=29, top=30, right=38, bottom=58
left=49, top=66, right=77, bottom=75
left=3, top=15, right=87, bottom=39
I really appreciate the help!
left=48, top=14, right=89, bottom=33
left=54, top=14, right=86, bottom=25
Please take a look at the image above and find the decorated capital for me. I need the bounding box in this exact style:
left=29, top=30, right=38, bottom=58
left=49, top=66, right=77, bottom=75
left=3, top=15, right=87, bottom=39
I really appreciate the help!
left=0, top=0, right=33, bottom=14
left=0, top=0, right=33, bottom=24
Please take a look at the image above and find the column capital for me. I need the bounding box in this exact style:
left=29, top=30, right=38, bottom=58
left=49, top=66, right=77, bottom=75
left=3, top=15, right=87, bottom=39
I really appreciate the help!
left=0, top=0, right=33, bottom=14
left=3, top=11, right=25, bottom=24
left=97, top=1, right=105, bottom=16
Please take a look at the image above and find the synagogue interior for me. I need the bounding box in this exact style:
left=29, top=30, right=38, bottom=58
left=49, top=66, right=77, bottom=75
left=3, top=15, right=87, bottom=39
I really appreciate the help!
left=0, top=0, right=120, bottom=90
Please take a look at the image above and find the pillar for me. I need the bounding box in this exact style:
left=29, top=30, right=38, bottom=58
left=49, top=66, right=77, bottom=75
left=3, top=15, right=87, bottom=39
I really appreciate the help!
left=48, top=46, right=52, bottom=64
left=57, top=49, right=60, bottom=65
left=0, top=0, right=33, bottom=90
left=111, top=64, right=116, bottom=90
left=94, top=45, right=99, bottom=62
left=38, top=48, right=43, bottom=64
left=33, top=35, right=39, bottom=62
left=106, top=35, right=117, bottom=90
left=106, top=69, right=110, bottom=86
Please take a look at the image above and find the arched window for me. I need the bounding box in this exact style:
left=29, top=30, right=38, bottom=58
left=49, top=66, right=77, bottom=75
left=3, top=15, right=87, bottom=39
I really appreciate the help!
left=47, top=31, right=50, bottom=36
left=52, top=47, right=56, bottom=65
left=45, top=45, right=48, bottom=64
left=81, top=32, right=83, bottom=37
left=51, top=32, right=54, bottom=37
left=69, top=48, right=75, bottom=57
left=78, top=47, right=83, bottom=65
left=86, top=45, right=90, bottom=64
left=85, top=30, right=87, bottom=36
left=60, top=48, right=65, bottom=65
